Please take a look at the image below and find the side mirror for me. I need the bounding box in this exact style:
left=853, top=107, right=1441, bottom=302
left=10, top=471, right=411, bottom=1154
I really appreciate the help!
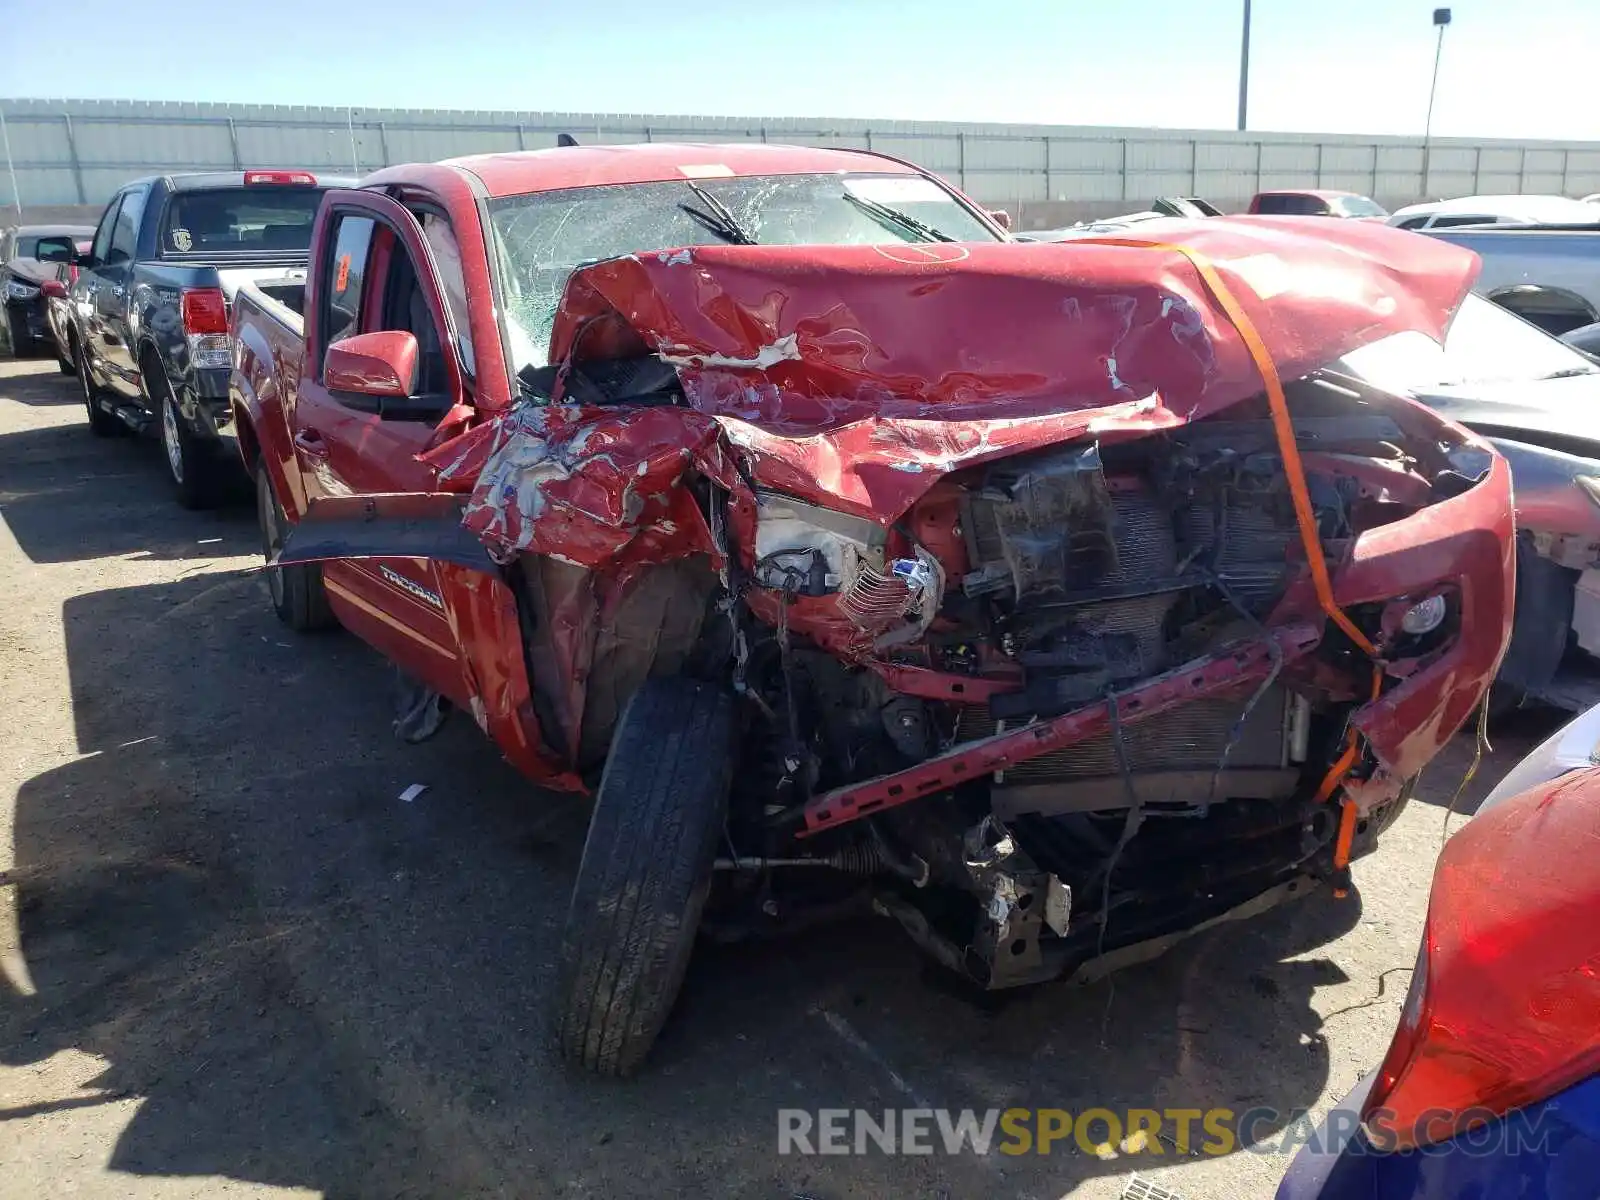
left=325, top=330, right=418, bottom=399
left=987, top=209, right=1013, bottom=231
left=40, top=280, right=67, bottom=300
left=34, top=237, right=74, bottom=264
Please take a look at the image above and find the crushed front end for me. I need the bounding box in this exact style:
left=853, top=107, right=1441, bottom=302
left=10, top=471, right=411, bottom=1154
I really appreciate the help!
left=754, top=397, right=1512, bottom=988
left=441, top=226, right=1514, bottom=989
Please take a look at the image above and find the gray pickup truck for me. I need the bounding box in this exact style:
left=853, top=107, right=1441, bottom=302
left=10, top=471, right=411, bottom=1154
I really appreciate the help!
left=1425, top=222, right=1600, bottom=337
left=66, top=170, right=354, bottom=507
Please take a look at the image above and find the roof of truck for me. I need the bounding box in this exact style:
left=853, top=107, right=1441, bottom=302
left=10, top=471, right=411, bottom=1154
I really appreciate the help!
left=1252, top=189, right=1364, bottom=199
left=444, top=142, right=920, bottom=198
left=110, top=172, right=359, bottom=193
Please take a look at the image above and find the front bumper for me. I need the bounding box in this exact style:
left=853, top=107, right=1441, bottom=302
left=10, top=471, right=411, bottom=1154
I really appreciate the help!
left=800, top=452, right=1516, bottom=833
left=1327, top=451, right=1516, bottom=796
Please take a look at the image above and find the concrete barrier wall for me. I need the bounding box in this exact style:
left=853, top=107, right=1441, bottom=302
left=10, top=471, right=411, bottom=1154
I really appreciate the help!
left=6, top=99, right=1600, bottom=230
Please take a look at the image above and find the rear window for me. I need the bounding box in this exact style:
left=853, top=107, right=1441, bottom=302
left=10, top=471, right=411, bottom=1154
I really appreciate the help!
left=159, top=187, right=324, bottom=256
left=1255, top=194, right=1327, bottom=216
left=12, top=236, right=40, bottom=259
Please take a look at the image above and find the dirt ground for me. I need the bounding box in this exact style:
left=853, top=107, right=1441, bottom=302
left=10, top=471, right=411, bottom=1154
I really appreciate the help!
left=0, top=355, right=1561, bottom=1200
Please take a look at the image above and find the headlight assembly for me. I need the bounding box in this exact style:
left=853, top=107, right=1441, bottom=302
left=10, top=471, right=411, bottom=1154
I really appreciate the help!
left=751, top=490, right=943, bottom=644
left=5, top=279, right=40, bottom=300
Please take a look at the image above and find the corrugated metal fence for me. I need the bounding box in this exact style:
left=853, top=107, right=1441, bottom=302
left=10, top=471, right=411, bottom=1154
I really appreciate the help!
left=6, top=98, right=1600, bottom=226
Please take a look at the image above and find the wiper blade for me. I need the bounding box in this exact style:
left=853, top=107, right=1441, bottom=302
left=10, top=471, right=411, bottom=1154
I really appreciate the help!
left=842, top=191, right=954, bottom=243
left=1538, top=366, right=1600, bottom=380
left=678, top=180, right=756, bottom=245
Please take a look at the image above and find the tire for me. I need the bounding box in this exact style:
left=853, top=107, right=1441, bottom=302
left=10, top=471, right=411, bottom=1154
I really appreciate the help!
left=6, top=309, right=36, bottom=358
left=255, top=459, right=336, bottom=632
left=56, top=350, right=74, bottom=375
left=1485, top=681, right=1525, bottom=722
left=76, top=341, right=122, bottom=438
left=554, top=677, right=735, bottom=1076
left=153, top=370, right=222, bottom=509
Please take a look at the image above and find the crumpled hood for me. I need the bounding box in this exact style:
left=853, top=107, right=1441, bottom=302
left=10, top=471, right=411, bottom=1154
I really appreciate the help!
left=1416, top=371, right=1600, bottom=450
left=436, top=218, right=1480, bottom=564
left=551, top=218, right=1478, bottom=429
left=4, top=257, right=54, bottom=287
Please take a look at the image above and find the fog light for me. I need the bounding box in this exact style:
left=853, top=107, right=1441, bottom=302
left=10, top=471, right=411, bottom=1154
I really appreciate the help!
left=1401, top=594, right=1448, bottom=635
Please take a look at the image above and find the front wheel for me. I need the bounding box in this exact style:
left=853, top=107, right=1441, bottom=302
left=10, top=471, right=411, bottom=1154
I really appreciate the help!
left=6, top=309, right=36, bottom=358
left=56, top=349, right=74, bottom=375
left=554, top=676, right=734, bottom=1076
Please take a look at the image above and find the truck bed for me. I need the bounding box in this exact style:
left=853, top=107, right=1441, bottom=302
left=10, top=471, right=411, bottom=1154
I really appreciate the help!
left=1426, top=224, right=1600, bottom=334
left=234, top=280, right=305, bottom=338
left=230, top=281, right=308, bottom=478
left=238, top=280, right=306, bottom=323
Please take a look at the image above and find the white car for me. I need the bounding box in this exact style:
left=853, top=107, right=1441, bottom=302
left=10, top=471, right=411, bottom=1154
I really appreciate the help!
left=1478, top=701, right=1600, bottom=813
left=1390, top=194, right=1600, bottom=231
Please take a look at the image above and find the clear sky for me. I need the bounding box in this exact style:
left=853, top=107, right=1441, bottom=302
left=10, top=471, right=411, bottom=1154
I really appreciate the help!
left=5, top=0, right=1598, bottom=141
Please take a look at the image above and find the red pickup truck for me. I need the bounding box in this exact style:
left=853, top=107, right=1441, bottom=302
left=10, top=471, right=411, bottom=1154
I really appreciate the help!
left=230, top=143, right=1514, bottom=1076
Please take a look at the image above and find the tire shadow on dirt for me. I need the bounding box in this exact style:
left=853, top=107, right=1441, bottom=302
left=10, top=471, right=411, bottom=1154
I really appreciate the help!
left=2, top=560, right=1367, bottom=1199
left=0, top=417, right=255, bottom=565
left=0, top=358, right=80, bottom=406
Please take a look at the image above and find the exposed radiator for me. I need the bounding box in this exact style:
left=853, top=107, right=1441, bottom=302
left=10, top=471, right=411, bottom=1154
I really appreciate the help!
left=966, top=477, right=1293, bottom=614
left=958, top=686, right=1291, bottom=784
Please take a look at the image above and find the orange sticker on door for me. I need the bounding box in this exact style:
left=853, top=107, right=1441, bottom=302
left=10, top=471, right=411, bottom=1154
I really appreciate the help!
left=335, top=253, right=351, bottom=292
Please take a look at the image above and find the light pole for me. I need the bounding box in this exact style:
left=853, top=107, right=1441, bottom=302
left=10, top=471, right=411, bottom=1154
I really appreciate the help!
left=1237, top=0, right=1252, bottom=131
left=1422, top=8, right=1452, bottom=198
left=347, top=107, right=361, bottom=177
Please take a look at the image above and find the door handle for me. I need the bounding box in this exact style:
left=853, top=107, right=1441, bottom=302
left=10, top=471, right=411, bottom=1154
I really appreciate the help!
left=108, top=285, right=124, bottom=298
left=294, top=428, right=330, bottom=459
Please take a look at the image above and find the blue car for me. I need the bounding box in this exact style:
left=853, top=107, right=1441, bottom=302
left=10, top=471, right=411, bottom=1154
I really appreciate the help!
left=1277, top=719, right=1600, bottom=1200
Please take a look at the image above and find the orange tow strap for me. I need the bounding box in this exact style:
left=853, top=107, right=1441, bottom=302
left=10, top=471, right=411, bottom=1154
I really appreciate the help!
left=1081, top=238, right=1384, bottom=878
left=1078, top=239, right=1379, bottom=659
left=1331, top=799, right=1360, bottom=898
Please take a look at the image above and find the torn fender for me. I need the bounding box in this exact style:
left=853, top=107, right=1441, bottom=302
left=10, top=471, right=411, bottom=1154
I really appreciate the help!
left=438, top=402, right=743, bottom=568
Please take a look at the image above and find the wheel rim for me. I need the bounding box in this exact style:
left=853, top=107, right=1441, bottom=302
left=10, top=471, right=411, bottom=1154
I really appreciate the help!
left=257, top=470, right=286, bottom=608
left=161, top=397, right=184, bottom=483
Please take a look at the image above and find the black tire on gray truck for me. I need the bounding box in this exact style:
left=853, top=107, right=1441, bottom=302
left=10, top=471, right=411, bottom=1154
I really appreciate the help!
left=152, top=366, right=223, bottom=510
left=554, top=676, right=734, bottom=1076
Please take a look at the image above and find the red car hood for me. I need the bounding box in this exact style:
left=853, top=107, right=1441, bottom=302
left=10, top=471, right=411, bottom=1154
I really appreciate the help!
left=432, top=218, right=1478, bottom=562
left=552, top=218, right=1475, bottom=430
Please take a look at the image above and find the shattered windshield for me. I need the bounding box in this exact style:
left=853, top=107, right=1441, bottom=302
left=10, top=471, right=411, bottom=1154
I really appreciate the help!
left=1338, top=294, right=1600, bottom=389
left=487, top=172, right=998, bottom=371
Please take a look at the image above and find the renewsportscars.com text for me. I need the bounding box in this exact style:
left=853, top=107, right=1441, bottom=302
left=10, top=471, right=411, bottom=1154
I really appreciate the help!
left=777, top=1107, right=1555, bottom=1158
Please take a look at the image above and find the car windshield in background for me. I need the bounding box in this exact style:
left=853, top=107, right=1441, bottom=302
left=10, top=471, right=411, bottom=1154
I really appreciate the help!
left=1256, top=194, right=1325, bottom=215
left=487, top=172, right=999, bottom=370
left=159, top=187, right=324, bottom=256
left=1332, top=195, right=1388, bottom=218
left=1338, top=294, right=1600, bottom=390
